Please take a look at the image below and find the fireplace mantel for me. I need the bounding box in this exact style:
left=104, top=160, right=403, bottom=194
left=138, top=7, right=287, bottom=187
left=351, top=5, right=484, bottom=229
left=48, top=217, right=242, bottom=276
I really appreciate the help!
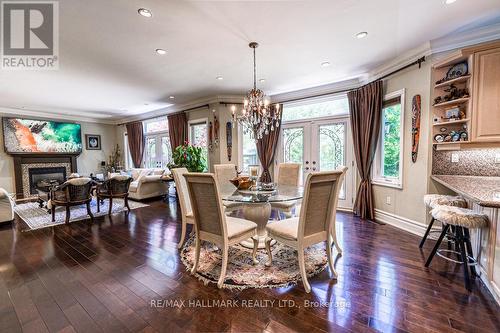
left=12, top=154, right=78, bottom=199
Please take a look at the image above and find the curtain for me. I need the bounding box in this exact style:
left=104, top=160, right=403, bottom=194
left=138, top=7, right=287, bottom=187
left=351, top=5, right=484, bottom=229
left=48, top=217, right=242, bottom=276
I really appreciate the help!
left=167, top=112, right=188, bottom=153
left=256, top=104, right=283, bottom=183
left=126, top=122, right=145, bottom=168
left=348, top=80, right=383, bottom=220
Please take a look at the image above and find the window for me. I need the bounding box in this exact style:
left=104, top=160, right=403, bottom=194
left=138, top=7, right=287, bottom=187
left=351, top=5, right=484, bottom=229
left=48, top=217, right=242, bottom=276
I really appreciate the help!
left=373, top=89, right=404, bottom=189
left=143, top=117, right=172, bottom=169
left=240, top=129, right=259, bottom=173
left=282, top=95, right=349, bottom=122
left=189, top=120, right=209, bottom=171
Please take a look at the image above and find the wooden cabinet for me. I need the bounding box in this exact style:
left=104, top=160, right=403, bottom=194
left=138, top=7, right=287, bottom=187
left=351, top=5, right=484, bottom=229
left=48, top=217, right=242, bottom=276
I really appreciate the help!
left=471, top=47, right=500, bottom=142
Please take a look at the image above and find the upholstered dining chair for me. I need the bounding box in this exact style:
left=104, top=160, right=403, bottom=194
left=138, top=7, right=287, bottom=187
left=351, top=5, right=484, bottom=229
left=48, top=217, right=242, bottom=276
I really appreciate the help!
left=265, top=167, right=347, bottom=293
left=213, top=164, right=243, bottom=213
left=172, top=168, right=195, bottom=249
left=95, top=175, right=132, bottom=215
left=184, top=173, right=259, bottom=288
left=271, top=163, right=301, bottom=218
left=50, top=177, right=95, bottom=224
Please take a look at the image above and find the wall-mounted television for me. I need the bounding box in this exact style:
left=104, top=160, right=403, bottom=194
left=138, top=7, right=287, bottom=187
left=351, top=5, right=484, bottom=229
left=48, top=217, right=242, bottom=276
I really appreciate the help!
left=2, top=118, right=82, bottom=154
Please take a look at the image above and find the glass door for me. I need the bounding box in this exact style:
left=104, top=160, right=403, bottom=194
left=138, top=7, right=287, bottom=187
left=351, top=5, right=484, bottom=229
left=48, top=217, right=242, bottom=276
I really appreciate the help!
left=145, top=134, right=172, bottom=168
left=279, top=118, right=354, bottom=209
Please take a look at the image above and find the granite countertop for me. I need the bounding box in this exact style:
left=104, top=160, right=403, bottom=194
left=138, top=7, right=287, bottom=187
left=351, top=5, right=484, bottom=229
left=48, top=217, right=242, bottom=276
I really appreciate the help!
left=431, top=175, right=500, bottom=208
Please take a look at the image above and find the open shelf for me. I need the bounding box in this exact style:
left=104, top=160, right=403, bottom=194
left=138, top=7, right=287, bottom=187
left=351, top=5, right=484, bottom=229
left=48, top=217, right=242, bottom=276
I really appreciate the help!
left=434, top=75, right=471, bottom=89
left=433, top=118, right=470, bottom=126
left=433, top=141, right=469, bottom=145
left=433, top=97, right=470, bottom=108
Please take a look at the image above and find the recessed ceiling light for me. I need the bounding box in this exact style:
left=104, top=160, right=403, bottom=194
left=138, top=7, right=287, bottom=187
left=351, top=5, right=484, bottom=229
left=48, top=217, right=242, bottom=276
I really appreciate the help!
left=259, top=79, right=266, bottom=83
left=169, top=96, right=175, bottom=99
left=216, top=76, right=223, bottom=80
left=444, top=0, right=457, bottom=4
left=356, top=31, right=368, bottom=39
left=138, top=8, right=152, bottom=18
left=321, top=61, right=331, bottom=67
left=155, top=48, right=166, bottom=55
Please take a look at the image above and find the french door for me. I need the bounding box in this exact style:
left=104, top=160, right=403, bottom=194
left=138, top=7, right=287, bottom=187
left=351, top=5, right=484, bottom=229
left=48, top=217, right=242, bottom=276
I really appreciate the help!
left=278, top=117, right=355, bottom=209
left=145, top=134, right=172, bottom=169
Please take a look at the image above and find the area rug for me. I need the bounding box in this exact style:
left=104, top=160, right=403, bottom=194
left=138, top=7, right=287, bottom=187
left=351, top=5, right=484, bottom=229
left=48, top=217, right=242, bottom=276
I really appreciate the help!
left=180, top=235, right=328, bottom=290
left=14, top=199, right=148, bottom=231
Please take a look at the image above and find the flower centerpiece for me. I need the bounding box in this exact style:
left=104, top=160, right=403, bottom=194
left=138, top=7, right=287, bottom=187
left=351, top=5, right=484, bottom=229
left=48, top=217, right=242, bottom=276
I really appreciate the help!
left=167, top=141, right=207, bottom=172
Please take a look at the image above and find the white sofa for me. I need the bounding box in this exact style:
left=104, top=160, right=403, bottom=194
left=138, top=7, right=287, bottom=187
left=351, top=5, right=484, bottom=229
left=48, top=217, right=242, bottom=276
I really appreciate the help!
left=0, top=188, right=14, bottom=223
left=120, top=168, right=170, bottom=200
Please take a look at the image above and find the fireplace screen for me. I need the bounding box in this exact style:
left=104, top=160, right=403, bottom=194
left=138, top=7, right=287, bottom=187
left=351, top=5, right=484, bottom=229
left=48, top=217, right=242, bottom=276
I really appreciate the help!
left=28, top=167, right=67, bottom=195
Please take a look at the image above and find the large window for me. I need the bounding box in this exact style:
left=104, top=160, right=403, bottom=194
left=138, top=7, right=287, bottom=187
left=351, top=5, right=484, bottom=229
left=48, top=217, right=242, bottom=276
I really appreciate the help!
left=373, top=89, right=404, bottom=188
left=143, top=117, right=172, bottom=169
left=282, top=95, right=349, bottom=122
left=189, top=120, right=209, bottom=171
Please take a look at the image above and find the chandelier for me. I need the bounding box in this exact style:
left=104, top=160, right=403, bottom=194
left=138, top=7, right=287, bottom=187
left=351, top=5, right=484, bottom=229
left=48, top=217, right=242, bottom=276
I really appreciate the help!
left=233, top=42, right=280, bottom=141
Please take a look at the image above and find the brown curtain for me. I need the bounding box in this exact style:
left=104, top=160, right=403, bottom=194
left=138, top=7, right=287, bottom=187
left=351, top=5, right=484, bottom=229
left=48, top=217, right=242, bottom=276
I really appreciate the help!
left=126, top=122, right=145, bottom=168
left=348, top=80, right=383, bottom=220
left=256, top=104, right=283, bottom=183
left=167, top=112, right=188, bottom=152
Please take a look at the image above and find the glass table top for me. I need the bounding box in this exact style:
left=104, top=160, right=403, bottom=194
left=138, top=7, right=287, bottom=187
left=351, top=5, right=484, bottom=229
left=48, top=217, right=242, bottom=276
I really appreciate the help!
left=220, top=184, right=303, bottom=203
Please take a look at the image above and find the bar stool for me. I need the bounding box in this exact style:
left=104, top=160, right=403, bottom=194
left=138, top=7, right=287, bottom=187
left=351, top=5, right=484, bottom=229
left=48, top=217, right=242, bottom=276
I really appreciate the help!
left=425, top=205, right=488, bottom=291
left=420, top=194, right=467, bottom=248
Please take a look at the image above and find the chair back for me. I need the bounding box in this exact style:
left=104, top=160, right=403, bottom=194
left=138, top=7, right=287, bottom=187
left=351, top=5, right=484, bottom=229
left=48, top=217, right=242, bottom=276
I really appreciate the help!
left=277, top=163, right=301, bottom=186
left=298, top=167, right=347, bottom=239
left=172, top=168, right=192, bottom=216
left=54, top=178, right=93, bottom=203
left=214, top=164, right=237, bottom=187
left=184, top=173, right=226, bottom=238
left=106, top=175, right=132, bottom=195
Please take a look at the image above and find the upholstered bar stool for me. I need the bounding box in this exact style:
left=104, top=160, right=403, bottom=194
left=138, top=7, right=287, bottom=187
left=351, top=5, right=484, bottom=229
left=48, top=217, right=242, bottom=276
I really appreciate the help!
left=425, top=205, right=488, bottom=291
left=419, top=194, right=467, bottom=248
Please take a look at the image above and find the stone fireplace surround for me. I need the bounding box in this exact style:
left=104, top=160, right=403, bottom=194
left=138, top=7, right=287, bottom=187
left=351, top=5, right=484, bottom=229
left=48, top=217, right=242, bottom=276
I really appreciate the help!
left=12, top=155, right=77, bottom=200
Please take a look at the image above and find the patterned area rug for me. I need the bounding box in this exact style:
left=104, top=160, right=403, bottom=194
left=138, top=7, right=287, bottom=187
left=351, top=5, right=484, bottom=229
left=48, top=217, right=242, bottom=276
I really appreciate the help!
left=180, top=235, right=328, bottom=290
left=14, top=199, right=148, bottom=231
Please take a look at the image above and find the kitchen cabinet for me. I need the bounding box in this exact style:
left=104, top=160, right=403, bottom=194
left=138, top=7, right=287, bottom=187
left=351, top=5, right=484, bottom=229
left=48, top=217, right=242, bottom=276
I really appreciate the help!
left=471, top=47, right=500, bottom=142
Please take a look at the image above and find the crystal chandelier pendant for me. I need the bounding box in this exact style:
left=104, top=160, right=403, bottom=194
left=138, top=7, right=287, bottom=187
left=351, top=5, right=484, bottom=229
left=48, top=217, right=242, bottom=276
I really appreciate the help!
left=234, top=42, right=281, bottom=140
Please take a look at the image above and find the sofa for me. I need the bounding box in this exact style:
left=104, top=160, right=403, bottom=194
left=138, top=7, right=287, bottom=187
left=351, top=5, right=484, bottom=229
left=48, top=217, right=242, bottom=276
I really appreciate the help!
left=113, top=168, right=170, bottom=200
left=0, top=188, right=15, bottom=223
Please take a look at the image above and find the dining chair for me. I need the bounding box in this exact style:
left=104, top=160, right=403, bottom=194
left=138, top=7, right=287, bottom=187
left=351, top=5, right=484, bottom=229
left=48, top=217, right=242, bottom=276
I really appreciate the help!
left=214, top=164, right=243, bottom=213
left=172, top=168, right=195, bottom=249
left=271, top=163, right=301, bottom=218
left=184, top=173, right=259, bottom=288
left=265, top=167, right=347, bottom=293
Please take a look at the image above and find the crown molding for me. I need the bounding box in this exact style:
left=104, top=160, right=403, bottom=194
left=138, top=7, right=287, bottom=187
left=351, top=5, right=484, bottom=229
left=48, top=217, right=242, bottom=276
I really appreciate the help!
left=0, top=107, right=116, bottom=125
left=270, top=78, right=362, bottom=103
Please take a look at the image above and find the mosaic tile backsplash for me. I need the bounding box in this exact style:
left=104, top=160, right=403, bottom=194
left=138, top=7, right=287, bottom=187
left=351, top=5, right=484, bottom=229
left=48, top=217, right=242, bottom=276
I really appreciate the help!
left=432, top=148, right=500, bottom=176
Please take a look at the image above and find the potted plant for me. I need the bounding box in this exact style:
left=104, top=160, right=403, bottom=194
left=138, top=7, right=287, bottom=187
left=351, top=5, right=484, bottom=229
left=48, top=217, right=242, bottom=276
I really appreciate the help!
left=168, top=142, right=206, bottom=172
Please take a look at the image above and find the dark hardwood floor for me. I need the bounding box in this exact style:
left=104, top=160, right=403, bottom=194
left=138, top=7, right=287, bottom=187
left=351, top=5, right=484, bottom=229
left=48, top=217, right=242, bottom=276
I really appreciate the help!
left=0, top=198, right=498, bottom=333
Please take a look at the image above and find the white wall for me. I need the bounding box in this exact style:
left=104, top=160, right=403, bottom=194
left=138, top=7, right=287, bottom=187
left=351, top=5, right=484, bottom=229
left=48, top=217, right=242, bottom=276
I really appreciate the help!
left=0, top=117, right=118, bottom=193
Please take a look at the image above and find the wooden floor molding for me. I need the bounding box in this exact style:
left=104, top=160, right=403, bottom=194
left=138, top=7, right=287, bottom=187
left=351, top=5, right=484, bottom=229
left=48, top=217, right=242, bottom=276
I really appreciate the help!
left=0, top=198, right=498, bottom=333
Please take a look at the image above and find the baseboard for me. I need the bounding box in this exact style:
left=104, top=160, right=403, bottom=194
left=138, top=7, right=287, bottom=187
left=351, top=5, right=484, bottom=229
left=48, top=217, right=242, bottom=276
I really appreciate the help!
left=374, top=209, right=438, bottom=237
left=337, top=207, right=353, bottom=213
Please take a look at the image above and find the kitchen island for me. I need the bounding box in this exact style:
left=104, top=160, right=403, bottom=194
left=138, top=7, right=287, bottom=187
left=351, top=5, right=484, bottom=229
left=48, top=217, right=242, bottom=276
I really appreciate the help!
left=431, top=174, right=500, bottom=304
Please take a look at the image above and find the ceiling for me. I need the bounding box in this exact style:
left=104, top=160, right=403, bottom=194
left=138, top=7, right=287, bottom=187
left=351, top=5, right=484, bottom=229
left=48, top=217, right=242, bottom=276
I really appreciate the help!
left=1, top=0, right=499, bottom=121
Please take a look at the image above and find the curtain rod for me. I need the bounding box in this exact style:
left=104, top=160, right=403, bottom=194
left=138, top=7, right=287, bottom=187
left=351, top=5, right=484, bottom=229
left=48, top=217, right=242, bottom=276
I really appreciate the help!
left=277, top=56, right=426, bottom=104
left=119, top=104, right=210, bottom=126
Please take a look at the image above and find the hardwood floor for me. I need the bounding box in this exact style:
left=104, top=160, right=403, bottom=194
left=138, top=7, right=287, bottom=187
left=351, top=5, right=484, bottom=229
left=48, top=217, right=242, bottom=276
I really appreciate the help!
left=0, top=198, right=498, bottom=333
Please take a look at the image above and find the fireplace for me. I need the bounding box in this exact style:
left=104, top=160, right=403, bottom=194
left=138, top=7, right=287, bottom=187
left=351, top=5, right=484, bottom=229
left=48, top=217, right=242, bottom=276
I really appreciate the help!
left=12, top=154, right=78, bottom=199
left=28, top=167, right=67, bottom=195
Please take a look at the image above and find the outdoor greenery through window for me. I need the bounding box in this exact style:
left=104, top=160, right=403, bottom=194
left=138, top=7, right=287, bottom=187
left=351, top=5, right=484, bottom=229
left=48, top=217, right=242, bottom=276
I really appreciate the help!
left=241, top=129, right=259, bottom=172
left=373, top=91, right=404, bottom=188
left=189, top=122, right=209, bottom=171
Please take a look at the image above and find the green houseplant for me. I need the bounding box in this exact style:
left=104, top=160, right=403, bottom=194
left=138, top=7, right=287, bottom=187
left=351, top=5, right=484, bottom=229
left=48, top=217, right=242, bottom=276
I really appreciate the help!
left=168, top=142, right=206, bottom=172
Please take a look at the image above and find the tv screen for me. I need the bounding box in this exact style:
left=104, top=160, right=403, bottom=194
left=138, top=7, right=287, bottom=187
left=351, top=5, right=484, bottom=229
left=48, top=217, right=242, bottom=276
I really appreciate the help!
left=2, top=118, right=82, bottom=154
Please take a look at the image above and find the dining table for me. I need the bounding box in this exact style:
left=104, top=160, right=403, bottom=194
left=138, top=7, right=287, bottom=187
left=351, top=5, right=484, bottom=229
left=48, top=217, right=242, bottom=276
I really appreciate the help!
left=220, top=183, right=304, bottom=248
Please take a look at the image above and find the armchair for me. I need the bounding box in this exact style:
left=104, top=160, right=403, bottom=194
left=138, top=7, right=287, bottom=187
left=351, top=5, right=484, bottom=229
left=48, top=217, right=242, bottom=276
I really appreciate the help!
left=96, top=175, right=132, bottom=215
left=50, top=178, right=94, bottom=224
left=0, top=188, right=14, bottom=223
